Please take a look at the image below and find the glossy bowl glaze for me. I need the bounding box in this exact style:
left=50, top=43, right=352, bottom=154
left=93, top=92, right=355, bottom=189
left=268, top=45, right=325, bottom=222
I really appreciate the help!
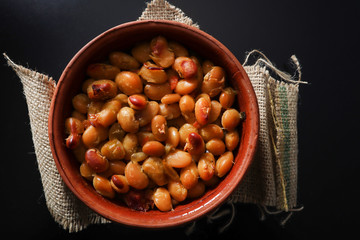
left=48, top=20, right=259, bottom=229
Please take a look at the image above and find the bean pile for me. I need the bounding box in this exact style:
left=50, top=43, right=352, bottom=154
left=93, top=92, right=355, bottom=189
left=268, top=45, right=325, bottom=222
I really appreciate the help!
left=65, top=36, right=244, bottom=212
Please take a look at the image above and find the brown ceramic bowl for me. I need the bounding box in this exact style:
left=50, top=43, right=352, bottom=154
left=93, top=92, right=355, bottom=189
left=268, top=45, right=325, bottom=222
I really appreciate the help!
left=48, top=20, right=259, bottom=229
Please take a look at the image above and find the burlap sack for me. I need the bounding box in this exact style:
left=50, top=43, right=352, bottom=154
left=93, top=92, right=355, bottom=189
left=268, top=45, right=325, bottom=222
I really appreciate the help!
left=5, top=0, right=305, bottom=232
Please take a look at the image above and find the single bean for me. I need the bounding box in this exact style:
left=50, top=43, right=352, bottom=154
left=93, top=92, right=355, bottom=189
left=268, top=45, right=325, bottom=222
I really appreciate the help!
left=93, top=174, right=115, bottom=199
left=151, top=115, right=168, bottom=142
left=72, top=93, right=90, bottom=114
left=206, top=138, right=226, bottom=156
left=158, top=103, right=181, bottom=120
left=165, top=127, right=180, bottom=148
left=131, top=41, right=151, bottom=63
left=195, top=97, right=211, bottom=126
left=179, top=95, right=195, bottom=113
left=178, top=123, right=198, bottom=147
left=85, top=148, right=109, bottom=173
left=197, top=152, right=216, bottom=181
left=174, top=78, right=198, bottom=95
left=144, top=82, right=172, bottom=101
left=167, top=180, right=187, bottom=202
left=150, top=36, right=175, bottom=68
left=125, top=161, right=149, bottom=190
left=110, top=175, right=130, bottom=194
left=216, top=151, right=234, bottom=178
left=142, top=141, right=165, bottom=157
left=122, top=133, right=139, bottom=161
left=87, top=80, right=118, bottom=100
left=101, top=139, right=126, bottom=161
left=153, top=187, right=172, bottom=212
left=199, top=124, right=224, bottom=142
left=115, top=71, right=143, bottom=95
left=173, top=56, right=198, bottom=79
left=201, top=66, right=225, bottom=97
left=161, top=93, right=181, bottom=104
left=130, top=152, right=148, bottom=162
left=168, top=41, right=189, bottom=57
left=136, top=101, right=159, bottom=127
left=138, top=62, right=168, bottom=84
left=109, top=51, right=140, bottom=70
left=80, top=162, right=95, bottom=181
left=225, top=130, right=240, bottom=151
left=221, top=109, right=241, bottom=131
left=142, top=157, right=168, bottom=186
left=108, top=122, right=126, bottom=141
left=219, top=87, right=237, bottom=109
left=165, top=149, right=192, bottom=168
left=184, top=132, right=205, bottom=155
left=180, top=161, right=199, bottom=189
left=86, top=63, right=120, bottom=80
left=89, top=99, right=121, bottom=127
left=128, top=94, right=148, bottom=110
left=208, top=100, right=222, bottom=123
left=187, top=181, right=205, bottom=199
left=117, top=107, right=139, bottom=133
left=82, top=125, right=108, bottom=148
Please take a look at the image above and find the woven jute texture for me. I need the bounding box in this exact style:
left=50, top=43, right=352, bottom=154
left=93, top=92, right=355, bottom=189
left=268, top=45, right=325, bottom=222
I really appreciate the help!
left=5, top=0, right=305, bottom=232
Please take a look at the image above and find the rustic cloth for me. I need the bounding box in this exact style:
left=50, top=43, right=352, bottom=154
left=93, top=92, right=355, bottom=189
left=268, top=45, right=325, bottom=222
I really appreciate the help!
left=5, top=0, right=305, bottom=232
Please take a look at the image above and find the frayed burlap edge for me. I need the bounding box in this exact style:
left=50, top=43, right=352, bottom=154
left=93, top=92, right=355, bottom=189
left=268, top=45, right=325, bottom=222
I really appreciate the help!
left=4, top=53, right=110, bottom=232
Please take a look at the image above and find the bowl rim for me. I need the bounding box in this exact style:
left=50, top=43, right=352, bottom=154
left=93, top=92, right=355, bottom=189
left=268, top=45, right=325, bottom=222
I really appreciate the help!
left=48, top=19, right=259, bottom=229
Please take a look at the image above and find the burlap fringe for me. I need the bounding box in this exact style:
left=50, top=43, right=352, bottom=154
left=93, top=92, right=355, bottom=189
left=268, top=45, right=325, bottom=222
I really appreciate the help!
left=138, top=0, right=199, bottom=28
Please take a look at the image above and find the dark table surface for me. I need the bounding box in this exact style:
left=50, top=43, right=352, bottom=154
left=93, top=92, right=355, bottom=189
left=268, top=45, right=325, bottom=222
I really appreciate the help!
left=1, top=0, right=359, bottom=239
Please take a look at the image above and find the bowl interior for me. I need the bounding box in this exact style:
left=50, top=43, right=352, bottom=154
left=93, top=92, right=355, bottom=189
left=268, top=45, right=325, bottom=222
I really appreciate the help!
left=49, top=20, right=259, bottom=228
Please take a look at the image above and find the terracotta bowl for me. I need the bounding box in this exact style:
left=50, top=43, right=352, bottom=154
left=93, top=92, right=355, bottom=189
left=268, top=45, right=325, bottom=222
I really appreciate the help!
left=48, top=20, right=259, bottom=229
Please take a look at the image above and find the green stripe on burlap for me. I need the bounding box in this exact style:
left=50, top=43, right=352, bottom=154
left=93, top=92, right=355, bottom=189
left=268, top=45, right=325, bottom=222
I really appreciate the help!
left=278, top=85, right=291, bottom=209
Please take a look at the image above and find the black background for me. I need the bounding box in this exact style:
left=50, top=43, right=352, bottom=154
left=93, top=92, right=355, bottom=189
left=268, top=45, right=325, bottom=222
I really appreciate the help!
left=1, top=0, right=359, bottom=239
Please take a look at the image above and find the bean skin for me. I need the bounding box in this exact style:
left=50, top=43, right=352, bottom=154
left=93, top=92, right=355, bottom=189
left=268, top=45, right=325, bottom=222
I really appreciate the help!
left=225, top=130, right=240, bottom=151
left=150, top=36, right=175, bottom=68
left=110, top=175, right=129, bottom=194
left=167, top=180, right=187, bottom=202
left=85, top=148, right=109, bottom=173
left=86, top=63, right=120, bottom=80
left=221, top=109, right=241, bottom=131
left=151, top=115, right=168, bottom=142
left=117, top=107, right=139, bottom=133
left=125, top=161, right=149, bottom=190
left=153, top=187, right=172, bottom=212
left=93, top=174, right=115, bottom=199
left=87, top=80, right=118, bottom=101
left=198, top=152, right=216, bottom=181
left=115, top=71, right=143, bottom=95
left=215, top=151, right=234, bottom=178
left=201, top=66, right=225, bottom=97
left=109, top=51, right=140, bottom=70
left=180, top=161, right=199, bottom=189
left=142, top=157, right=168, bottom=186
left=142, top=141, right=165, bottom=157
left=165, top=149, right=192, bottom=168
